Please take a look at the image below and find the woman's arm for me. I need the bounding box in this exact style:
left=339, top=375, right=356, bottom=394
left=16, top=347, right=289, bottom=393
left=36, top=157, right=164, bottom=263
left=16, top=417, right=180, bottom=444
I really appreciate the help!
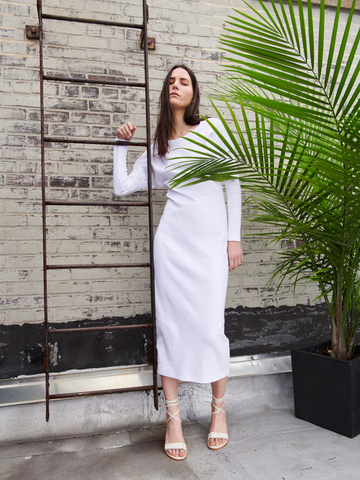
left=225, top=180, right=243, bottom=271
left=113, top=145, right=148, bottom=196
left=113, top=122, right=149, bottom=196
left=227, top=241, right=243, bottom=271
left=207, top=118, right=243, bottom=271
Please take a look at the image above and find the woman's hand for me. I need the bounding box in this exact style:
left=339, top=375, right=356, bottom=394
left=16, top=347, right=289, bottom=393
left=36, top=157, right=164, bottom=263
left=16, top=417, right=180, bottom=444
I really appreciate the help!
left=116, top=122, right=137, bottom=141
left=227, top=241, right=243, bottom=272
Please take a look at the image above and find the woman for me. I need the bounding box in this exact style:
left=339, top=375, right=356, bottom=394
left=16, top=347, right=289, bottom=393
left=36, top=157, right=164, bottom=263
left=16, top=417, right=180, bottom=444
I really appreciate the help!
left=113, top=65, right=243, bottom=461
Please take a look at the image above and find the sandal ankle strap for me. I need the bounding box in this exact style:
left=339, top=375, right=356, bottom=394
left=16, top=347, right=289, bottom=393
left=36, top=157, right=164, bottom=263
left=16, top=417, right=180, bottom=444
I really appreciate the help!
left=212, top=394, right=225, bottom=404
left=165, top=397, right=181, bottom=424
left=211, top=394, right=226, bottom=416
left=165, top=397, right=179, bottom=408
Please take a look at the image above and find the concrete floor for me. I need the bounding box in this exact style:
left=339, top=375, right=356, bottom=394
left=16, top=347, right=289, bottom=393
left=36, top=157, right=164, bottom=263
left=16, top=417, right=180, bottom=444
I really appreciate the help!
left=1, top=374, right=360, bottom=480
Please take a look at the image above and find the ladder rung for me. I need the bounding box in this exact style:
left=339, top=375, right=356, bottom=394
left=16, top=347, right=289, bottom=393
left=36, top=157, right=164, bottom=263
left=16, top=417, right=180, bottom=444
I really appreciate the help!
left=43, top=75, right=146, bottom=88
left=42, top=13, right=144, bottom=29
left=43, top=137, right=147, bottom=146
left=47, top=263, right=151, bottom=269
left=48, top=324, right=152, bottom=334
left=48, top=385, right=153, bottom=400
left=45, top=200, right=150, bottom=207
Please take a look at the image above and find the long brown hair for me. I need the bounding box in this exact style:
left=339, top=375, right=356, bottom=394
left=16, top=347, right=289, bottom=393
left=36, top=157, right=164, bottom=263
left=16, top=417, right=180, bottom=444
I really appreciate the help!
left=154, top=65, right=202, bottom=157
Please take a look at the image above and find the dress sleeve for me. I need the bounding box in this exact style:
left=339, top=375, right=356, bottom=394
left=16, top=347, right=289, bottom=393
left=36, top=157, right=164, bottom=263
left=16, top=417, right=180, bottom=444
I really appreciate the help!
left=113, top=143, right=149, bottom=196
left=225, top=180, right=241, bottom=241
left=208, top=118, right=242, bottom=241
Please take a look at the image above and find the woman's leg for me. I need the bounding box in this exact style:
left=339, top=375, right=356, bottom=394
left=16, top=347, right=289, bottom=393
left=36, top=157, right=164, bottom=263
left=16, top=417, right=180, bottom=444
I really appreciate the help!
left=162, top=375, right=186, bottom=459
left=209, top=376, right=228, bottom=448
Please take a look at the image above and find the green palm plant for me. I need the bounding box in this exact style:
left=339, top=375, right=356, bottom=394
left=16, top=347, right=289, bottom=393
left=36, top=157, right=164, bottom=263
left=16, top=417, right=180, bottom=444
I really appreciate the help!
left=170, top=0, right=360, bottom=360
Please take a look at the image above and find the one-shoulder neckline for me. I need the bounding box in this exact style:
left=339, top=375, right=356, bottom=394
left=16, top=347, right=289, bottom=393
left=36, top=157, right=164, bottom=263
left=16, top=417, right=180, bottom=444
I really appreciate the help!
left=169, top=121, right=205, bottom=142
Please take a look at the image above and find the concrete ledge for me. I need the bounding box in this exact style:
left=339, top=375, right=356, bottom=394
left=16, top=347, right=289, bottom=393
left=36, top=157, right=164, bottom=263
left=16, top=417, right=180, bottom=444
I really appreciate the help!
left=0, top=372, right=294, bottom=445
left=0, top=353, right=291, bottom=407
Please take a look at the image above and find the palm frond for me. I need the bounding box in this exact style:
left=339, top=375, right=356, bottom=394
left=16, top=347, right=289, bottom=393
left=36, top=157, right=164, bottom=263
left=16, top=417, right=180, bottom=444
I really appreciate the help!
left=170, top=0, right=360, bottom=358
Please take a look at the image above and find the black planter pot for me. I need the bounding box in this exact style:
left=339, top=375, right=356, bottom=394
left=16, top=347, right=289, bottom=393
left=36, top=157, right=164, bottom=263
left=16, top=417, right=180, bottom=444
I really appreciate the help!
left=291, top=340, right=360, bottom=438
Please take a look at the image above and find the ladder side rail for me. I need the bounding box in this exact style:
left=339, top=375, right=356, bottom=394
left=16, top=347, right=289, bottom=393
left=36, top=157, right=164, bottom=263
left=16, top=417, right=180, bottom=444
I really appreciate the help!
left=36, top=0, right=51, bottom=422
left=142, top=0, right=158, bottom=410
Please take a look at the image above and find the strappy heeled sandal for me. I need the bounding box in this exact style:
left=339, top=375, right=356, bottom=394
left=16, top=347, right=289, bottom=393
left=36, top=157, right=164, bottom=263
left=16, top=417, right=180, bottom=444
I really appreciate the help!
left=207, top=394, right=229, bottom=450
left=164, top=397, right=187, bottom=461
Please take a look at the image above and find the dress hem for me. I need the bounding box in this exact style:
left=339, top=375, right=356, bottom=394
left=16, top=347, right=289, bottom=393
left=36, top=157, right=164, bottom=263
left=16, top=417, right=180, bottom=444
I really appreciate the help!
left=157, top=366, right=229, bottom=385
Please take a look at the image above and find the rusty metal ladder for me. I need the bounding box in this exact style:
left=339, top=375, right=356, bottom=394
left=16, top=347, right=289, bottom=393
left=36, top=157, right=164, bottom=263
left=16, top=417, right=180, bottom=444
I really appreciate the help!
left=36, top=0, right=158, bottom=420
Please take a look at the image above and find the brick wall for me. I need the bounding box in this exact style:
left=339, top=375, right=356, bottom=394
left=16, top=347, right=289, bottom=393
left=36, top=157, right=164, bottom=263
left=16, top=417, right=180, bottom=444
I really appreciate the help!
left=2, top=0, right=354, bottom=353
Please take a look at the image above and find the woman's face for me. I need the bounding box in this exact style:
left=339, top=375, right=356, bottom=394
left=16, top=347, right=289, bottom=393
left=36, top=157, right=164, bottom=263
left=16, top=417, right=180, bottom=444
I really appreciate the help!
left=168, top=68, right=194, bottom=111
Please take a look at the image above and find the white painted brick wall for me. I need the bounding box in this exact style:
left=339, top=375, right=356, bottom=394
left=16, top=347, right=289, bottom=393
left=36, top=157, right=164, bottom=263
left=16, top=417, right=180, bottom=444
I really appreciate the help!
left=1, top=0, right=355, bottom=328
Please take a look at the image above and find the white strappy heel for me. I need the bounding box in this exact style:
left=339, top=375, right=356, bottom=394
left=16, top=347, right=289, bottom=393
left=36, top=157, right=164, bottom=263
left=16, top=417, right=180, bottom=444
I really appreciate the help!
left=164, top=397, right=187, bottom=461
left=207, top=394, right=229, bottom=450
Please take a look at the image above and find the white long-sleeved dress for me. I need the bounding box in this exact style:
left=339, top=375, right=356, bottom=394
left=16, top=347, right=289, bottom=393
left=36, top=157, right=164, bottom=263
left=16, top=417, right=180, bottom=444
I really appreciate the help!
left=113, top=118, right=241, bottom=383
